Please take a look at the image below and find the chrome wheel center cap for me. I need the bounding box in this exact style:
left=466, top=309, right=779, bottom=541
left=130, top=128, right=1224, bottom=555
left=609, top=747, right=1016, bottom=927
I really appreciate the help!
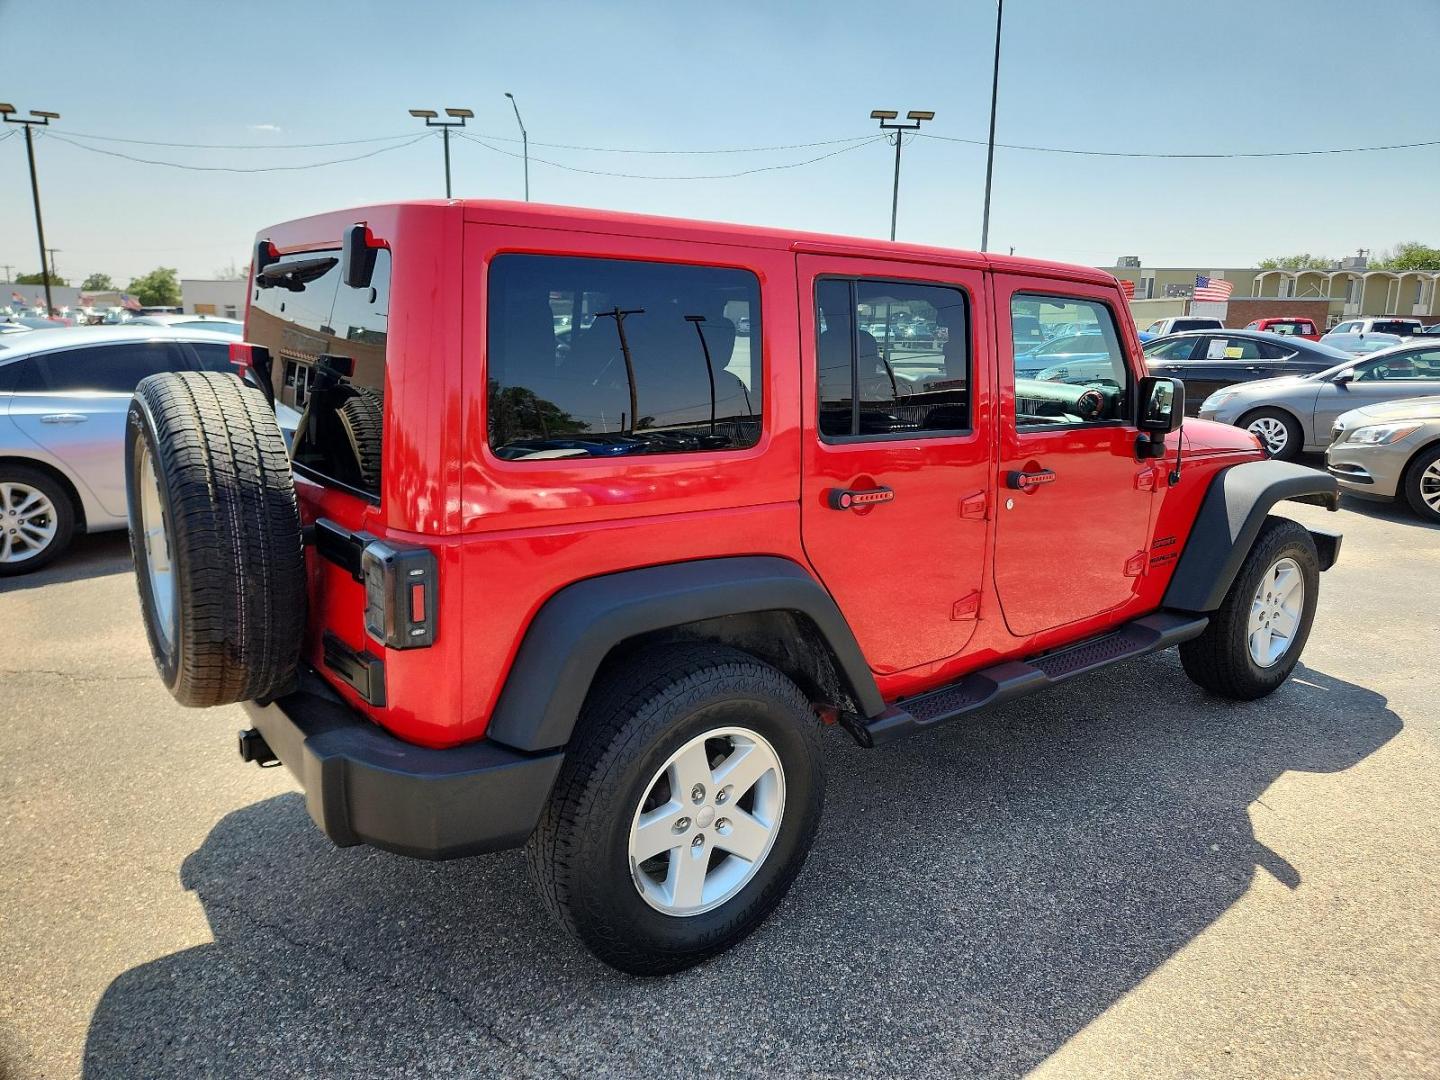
left=696, top=806, right=716, bottom=829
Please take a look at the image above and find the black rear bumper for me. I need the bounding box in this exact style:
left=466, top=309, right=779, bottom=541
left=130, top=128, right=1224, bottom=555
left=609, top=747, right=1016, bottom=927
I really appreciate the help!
left=242, top=672, right=563, bottom=861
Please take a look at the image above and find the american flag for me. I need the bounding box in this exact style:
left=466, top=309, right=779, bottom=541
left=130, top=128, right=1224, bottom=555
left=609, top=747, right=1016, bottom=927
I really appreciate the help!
left=1194, top=274, right=1234, bottom=302
left=119, top=292, right=142, bottom=311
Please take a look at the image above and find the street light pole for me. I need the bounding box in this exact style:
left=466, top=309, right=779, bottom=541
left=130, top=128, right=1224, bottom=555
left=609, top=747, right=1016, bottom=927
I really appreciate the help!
left=503, top=92, right=529, bottom=201
left=870, top=109, right=934, bottom=242
left=409, top=107, right=473, bottom=198
left=980, top=0, right=1004, bottom=253
left=1, top=104, right=60, bottom=315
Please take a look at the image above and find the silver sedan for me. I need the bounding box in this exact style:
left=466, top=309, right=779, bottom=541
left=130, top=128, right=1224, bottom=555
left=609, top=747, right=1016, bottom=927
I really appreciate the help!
left=1197, top=341, right=1440, bottom=460
left=0, top=325, right=239, bottom=574
left=1327, top=396, right=1440, bottom=524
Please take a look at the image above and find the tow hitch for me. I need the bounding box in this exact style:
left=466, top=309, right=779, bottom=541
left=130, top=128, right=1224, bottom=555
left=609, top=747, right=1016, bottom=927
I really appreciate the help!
left=238, top=727, right=279, bottom=767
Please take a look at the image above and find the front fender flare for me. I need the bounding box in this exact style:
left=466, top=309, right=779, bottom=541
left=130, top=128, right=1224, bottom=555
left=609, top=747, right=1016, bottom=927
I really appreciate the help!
left=1164, top=459, right=1340, bottom=613
left=484, top=556, right=884, bottom=753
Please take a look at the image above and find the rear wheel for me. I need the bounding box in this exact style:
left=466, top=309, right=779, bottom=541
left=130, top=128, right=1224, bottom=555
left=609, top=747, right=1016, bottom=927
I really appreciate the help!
left=1180, top=517, right=1319, bottom=699
left=527, top=643, right=824, bottom=975
left=127, top=371, right=306, bottom=706
left=1402, top=443, right=1440, bottom=524
left=1240, top=407, right=1302, bottom=461
left=0, top=466, right=75, bottom=576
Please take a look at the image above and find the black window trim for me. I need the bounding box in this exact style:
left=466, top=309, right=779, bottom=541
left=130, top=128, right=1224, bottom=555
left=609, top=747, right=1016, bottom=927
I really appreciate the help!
left=814, top=272, right=975, bottom=445
left=1010, top=290, right=1136, bottom=434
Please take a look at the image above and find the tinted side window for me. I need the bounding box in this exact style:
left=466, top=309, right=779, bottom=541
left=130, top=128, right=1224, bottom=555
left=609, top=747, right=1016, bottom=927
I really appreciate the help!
left=1143, top=337, right=1198, bottom=361
left=1012, top=294, right=1128, bottom=429
left=22, top=342, right=187, bottom=393
left=188, top=342, right=232, bottom=372
left=816, top=278, right=970, bottom=440
left=487, top=254, right=762, bottom=459
left=1199, top=336, right=1265, bottom=360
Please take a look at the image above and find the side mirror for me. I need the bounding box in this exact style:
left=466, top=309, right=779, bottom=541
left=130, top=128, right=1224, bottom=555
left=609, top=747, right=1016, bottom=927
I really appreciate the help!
left=1137, top=375, right=1184, bottom=434
left=1332, top=368, right=1354, bottom=386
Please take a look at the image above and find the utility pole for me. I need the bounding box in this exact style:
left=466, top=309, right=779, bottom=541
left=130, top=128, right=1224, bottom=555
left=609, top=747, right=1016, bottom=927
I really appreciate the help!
left=504, top=92, right=530, bottom=201
left=408, top=107, right=473, bottom=198
left=980, top=0, right=1004, bottom=252
left=870, top=109, right=935, bottom=241
left=46, top=249, right=60, bottom=285
left=1, top=265, right=14, bottom=284
left=1, top=103, right=60, bottom=314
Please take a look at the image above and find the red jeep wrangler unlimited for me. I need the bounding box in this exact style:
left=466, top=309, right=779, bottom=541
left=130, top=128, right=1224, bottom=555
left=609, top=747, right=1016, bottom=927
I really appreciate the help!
left=125, top=202, right=1341, bottom=974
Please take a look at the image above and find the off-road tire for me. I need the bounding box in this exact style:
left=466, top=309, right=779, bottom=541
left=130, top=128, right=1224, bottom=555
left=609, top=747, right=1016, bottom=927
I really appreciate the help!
left=0, top=464, right=76, bottom=576
left=1239, top=407, right=1303, bottom=461
left=1401, top=442, right=1440, bottom=524
left=338, top=387, right=384, bottom=492
left=1179, top=516, right=1319, bottom=700
left=126, top=371, right=306, bottom=706
left=527, top=643, right=825, bottom=976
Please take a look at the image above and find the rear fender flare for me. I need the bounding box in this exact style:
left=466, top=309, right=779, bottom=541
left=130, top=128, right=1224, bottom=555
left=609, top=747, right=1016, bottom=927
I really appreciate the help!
left=1164, top=459, right=1340, bottom=613
left=483, top=556, right=884, bottom=753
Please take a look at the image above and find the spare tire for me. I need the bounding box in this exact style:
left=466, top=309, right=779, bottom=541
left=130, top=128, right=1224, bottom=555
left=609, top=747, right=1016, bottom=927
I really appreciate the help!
left=126, top=371, right=306, bottom=707
left=337, top=386, right=384, bottom=493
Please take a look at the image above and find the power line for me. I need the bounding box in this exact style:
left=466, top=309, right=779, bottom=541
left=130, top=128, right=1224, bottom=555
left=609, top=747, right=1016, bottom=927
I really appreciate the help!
left=36, top=130, right=433, bottom=172
left=455, top=132, right=887, bottom=180
left=58, top=129, right=420, bottom=150
left=917, top=132, right=1440, bottom=159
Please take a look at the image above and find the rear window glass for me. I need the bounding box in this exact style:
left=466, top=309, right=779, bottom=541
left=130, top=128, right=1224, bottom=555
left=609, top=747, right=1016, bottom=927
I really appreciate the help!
left=249, top=248, right=390, bottom=496
left=1371, top=320, right=1417, bottom=336
left=487, top=254, right=761, bottom=460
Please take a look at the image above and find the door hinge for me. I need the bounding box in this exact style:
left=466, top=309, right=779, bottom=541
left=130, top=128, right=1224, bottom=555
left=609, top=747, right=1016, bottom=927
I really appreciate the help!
left=951, top=591, right=981, bottom=621
left=1134, top=468, right=1158, bottom=492
left=959, top=491, right=987, bottom=520
left=1123, top=551, right=1148, bottom=578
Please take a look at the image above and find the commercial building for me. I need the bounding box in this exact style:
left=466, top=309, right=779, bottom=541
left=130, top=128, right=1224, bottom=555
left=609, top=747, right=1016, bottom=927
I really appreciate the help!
left=1106, top=257, right=1440, bottom=328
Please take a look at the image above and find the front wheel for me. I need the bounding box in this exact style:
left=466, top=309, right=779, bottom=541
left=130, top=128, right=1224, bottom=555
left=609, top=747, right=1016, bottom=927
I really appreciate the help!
left=1240, top=407, right=1302, bottom=461
left=1179, top=516, right=1320, bottom=699
left=527, top=644, right=824, bottom=975
left=1402, top=443, right=1440, bottom=524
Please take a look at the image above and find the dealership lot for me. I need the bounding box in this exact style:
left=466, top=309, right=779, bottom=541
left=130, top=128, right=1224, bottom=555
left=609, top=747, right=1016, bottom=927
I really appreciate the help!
left=1, top=486, right=1437, bottom=1079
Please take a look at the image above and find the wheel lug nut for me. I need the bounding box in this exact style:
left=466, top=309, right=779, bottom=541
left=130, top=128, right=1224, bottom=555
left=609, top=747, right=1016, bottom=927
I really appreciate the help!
left=690, top=784, right=706, bottom=804
left=715, top=787, right=730, bottom=805
left=716, top=817, right=730, bottom=832
left=673, top=816, right=691, bottom=833
left=691, top=835, right=704, bottom=849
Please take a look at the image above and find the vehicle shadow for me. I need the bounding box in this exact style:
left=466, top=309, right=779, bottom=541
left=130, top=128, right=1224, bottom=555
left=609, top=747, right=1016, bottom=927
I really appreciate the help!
left=1338, top=492, right=1439, bottom=531
left=0, top=531, right=132, bottom=593
left=82, top=655, right=1400, bottom=1079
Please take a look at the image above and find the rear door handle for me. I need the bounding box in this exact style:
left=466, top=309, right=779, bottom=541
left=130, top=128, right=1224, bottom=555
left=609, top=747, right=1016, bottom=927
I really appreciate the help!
left=826, top=486, right=895, bottom=511
left=1006, top=469, right=1057, bottom=491
left=40, top=413, right=87, bottom=424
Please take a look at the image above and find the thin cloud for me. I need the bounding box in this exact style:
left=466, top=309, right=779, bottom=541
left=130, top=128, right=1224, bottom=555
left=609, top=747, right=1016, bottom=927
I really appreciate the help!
left=246, top=123, right=283, bottom=133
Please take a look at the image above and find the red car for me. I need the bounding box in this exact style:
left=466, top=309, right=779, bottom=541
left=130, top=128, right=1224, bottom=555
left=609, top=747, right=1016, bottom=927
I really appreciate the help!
left=124, top=201, right=1342, bottom=974
left=1245, top=316, right=1321, bottom=341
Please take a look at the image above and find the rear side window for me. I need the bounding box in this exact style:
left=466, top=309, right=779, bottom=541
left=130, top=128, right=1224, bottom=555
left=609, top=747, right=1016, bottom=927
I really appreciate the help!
left=12, top=342, right=188, bottom=393
left=487, top=254, right=762, bottom=459
left=816, top=278, right=970, bottom=439
left=187, top=342, right=232, bottom=372
left=1143, top=337, right=1199, bottom=360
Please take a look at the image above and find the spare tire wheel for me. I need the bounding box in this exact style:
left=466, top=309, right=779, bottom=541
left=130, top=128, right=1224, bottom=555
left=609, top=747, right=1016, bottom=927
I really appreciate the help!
left=337, top=386, right=384, bottom=492
left=126, top=371, right=306, bottom=706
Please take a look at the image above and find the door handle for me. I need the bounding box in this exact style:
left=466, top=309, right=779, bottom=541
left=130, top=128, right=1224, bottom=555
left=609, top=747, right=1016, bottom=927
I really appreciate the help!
left=1244, top=365, right=1262, bottom=373
left=1006, top=468, right=1057, bottom=491
left=40, top=413, right=87, bottom=424
left=826, top=486, right=895, bottom=511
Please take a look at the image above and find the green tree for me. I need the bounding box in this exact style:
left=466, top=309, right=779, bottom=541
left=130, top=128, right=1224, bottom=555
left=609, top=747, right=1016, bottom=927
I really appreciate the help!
left=80, top=272, right=116, bottom=291
left=1256, top=254, right=1333, bottom=271
left=1369, top=242, right=1440, bottom=272
left=14, top=270, right=67, bottom=286
left=126, top=267, right=182, bottom=307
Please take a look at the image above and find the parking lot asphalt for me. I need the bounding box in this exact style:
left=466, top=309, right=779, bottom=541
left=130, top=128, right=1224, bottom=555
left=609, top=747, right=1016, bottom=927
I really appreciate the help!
left=2, top=477, right=1437, bottom=1079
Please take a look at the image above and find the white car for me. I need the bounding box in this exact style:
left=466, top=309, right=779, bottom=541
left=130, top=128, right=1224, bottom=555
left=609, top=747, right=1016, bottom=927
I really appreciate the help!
left=0, top=326, right=242, bottom=574
left=127, top=313, right=244, bottom=336
left=1142, top=316, right=1224, bottom=336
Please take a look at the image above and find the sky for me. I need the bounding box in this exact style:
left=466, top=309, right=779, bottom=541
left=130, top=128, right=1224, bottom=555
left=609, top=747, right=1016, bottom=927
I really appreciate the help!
left=2, top=0, right=1438, bottom=286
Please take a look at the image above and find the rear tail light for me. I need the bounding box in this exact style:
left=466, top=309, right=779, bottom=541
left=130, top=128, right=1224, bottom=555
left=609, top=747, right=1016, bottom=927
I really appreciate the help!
left=362, top=539, right=437, bottom=649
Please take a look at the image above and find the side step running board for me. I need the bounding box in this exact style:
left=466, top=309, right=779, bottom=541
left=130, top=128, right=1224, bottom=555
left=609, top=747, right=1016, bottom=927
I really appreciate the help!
left=855, top=612, right=1209, bottom=748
